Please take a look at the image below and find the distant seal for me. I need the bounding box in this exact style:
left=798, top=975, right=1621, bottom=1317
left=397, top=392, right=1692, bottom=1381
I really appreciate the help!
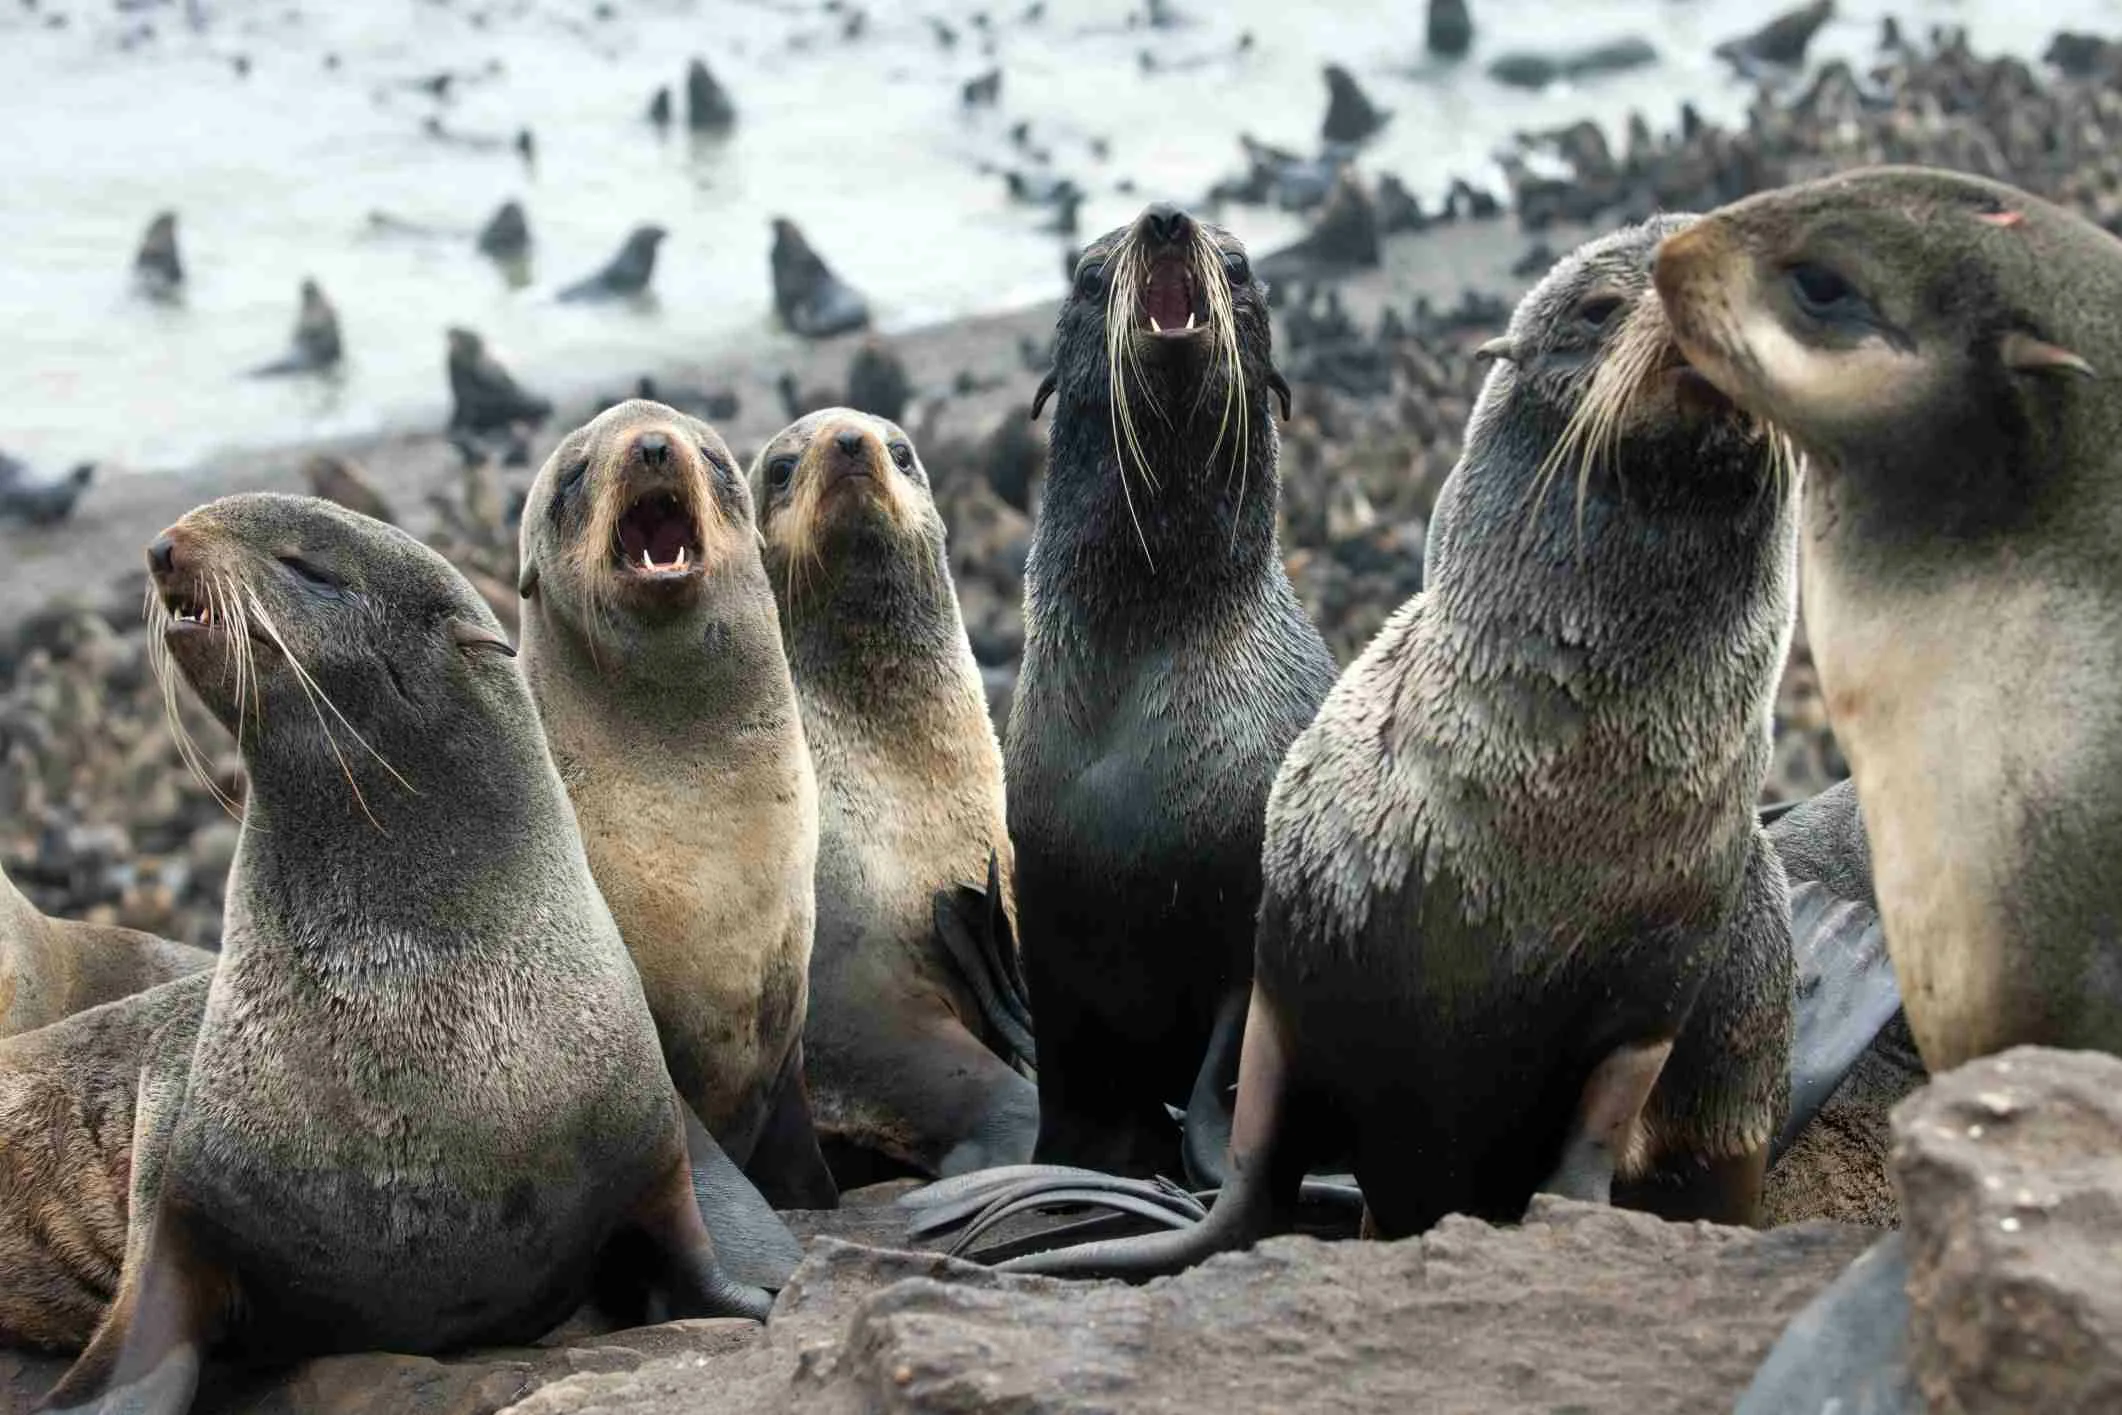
left=1006, top=215, right=1800, bottom=1277
left=476, top=200, right=530, bottom=262
left=845, top=339, right=913, bottom=423
left=558, top=224, right=667, bottom=302
left=1319, top=63, right=1388, bottom=145
left=1654, top=165, right=2122, bottom=1068
left=0, top=865, right=209, bottom=1041
left=301, top=452, right=396, bottom=525
left=0, top=459, right=95, bottom=527
left=519, top=400, right=837, bottom=1209
left=771, top=218, right=871, bottom=338
left=685, top=56, right=735, bottom=132
left=1714, top=0, right=1834, bottom=75
left=247, top=278, right=341, bottom=377
left=1008, top=202, right=1337, bottom=1179
left=132, top=212, right=181, bottom=301
left=32, top=493, right=769, bottom=1413
left=447, top=326, right=554, bottom=434
left=750, top=409, right=1037, bottom=1184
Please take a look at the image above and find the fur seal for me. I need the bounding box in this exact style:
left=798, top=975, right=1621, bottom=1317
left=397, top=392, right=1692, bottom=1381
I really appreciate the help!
left=448, top=327, right=553, bottom=435
left=1008, top=202, right=1337, bottom=1179
left=1319, top=64, right=1388, bottom=145
left=132, top=212, right=181, bottom=301
left=0, top=458, right=95, bottom=527
left=750, top=408, right=1036, bottom=1184
left=31, top=492, right=769, bottom=1414
left=1653, top=165, right=2122, bottom=1069
left=0, top=865, right=210, bottom=1041
left=247, top=278, right=341, bottom=378
left=1004, top=215, right=1800, bottom=1277
left=558, top=224, right=666, bottom=302
left=770, top=219, right=871, bottom=338
left=519, top=400, right=837, bottom=1210
left=686, top=57, right=735, bottom=132
left=477, top=200, right=530, bottom=262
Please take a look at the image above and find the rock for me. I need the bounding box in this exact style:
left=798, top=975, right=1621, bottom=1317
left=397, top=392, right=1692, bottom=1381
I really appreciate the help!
left=684, top=57, right=735, bottom=132
left=1899, top=1047, right=2122, bottom=1413
left=1320, top=63, right=1388, bottom=146
left=503, top=1203, right=1875, bottom=1414
left=1737, top=1232, right=1922, bottom=1414
left=1426, top=0, right=1471, bottom=58
left=844, top=339, right=912, bottom=424
left=769, top=218, right=871, bottom=339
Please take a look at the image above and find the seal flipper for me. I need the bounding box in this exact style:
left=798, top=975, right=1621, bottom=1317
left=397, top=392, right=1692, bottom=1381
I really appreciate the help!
left=42, top=1206, right=225, bottom=1415
left=1734, top=1232, right=1921, bottom=1415
left=1542, top=1038, right=1674, bottom=1205
left=739, top=1044, right=839, bottom=1211
left=623, top=1139, right=774, bottom=1324
left=931, top=851, right=1036, bottom=1073
left=1179, top=985, right=1248, bottom=1189
left=680, top=1102, right=804, bottom=1290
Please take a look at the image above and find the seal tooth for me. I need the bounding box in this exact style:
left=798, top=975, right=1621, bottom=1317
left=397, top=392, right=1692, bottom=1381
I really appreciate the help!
left=676, top=545, right=689, bottom=569
left=1185, top=311, right=1196, bottom=331
left=640, top=547, right=654, bottom=571
left=1151, top=315, right=1163, bottom=333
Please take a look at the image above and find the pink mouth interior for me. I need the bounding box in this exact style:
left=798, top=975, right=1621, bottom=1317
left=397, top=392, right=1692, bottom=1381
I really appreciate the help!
left=1141, top=256, right=1197, bottom=331
left=615, top=494, right=698, bottom=570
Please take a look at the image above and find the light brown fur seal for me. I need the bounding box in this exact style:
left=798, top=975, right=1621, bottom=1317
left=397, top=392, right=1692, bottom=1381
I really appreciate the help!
left=27, top=493, right=767, bottom=1415
left=1654, top=166, right=2122, bottom=1069
left=751, top=408, right=1036, bottom=1183
left=519, top=399, right=836, bottom=1209
left=1, top=867, right=211, bottom=1041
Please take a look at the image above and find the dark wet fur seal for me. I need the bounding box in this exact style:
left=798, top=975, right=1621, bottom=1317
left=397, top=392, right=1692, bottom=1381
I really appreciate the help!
left=686, top=56, right=735, bottom=132
left=247, top=278, right=340, bottom=378
left=133, top=212, right=181, bottom=301
left=519, top=400, right=837, bottom=1212
left=476, top=200, right=530, bottom=261
left=33, top=493, right=770, bottom=1415
left=0, top=460, right=95, bottom=527
left=1715, top=0, right=1835, bottom=74
left=1007, top=202, right=1336, bottom=1180
left=558, top=224, right=666, bottom=302
left=1319, top=63, right=1388, bottom=145
left=845, top=339, right=913, bottom=423
left=771, top=218, right=871, bottom=338
left=751, top=409, right=1037, bottom=1185
left=1655, top=165, right=2122, bottom=1071
left=0, top=866, right=210, bottom=1041
left=1004, top=216, right=1802, bottom=1279
left=448, top=326, right=553, bottom=434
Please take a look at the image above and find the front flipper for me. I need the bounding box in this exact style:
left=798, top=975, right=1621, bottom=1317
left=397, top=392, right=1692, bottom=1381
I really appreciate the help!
left=1735, top=1232, right=1921, bottom=1415
left=42, top=1205, right=225, bottom=1415
left=931, top=849, right=1035, bottom=1074
left=681, top=1103, right=804, bottom=1291
left=1179, top=986, right=1248, bottom=1190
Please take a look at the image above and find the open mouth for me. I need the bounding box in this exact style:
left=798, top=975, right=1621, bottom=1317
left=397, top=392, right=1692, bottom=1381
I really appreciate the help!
left=613, top=492, right=702, bottom=576
left=1139, top=252, right=1207, bottom=338
left=159, top=582, right=217, bottom=634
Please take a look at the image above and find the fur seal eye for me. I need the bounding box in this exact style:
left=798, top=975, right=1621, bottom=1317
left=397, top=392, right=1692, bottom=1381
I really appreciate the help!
left=768, top=454, right=798, bottom=494
left=277, top=555, right=342, bottom=590
left=1786, top=262, right=1866, bottom=321
left=1221, top=249, right=1252, bottom=286
left=1576, top=295, right=1625, bottom=331
left=888, top=443, right=914, bottom=472
left=1073, top=257, right=1107, bottom=299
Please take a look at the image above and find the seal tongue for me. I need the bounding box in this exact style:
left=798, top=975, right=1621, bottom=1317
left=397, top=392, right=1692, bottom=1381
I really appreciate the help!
left=616, top=494, right=697, bottom=571
left=1142, top=256, right=1195, bottom=332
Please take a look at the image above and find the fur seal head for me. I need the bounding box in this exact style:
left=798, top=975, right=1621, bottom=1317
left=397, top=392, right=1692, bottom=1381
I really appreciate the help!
left=1033, top=202, right=1291, bottom=574
left=519, top=398, right=761, bottom=651
left=145, top=492, right=518, bottom=819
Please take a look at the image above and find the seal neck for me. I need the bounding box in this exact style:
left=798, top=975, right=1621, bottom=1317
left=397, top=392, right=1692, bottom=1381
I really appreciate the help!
left=780, top=535, right=970, bottom=723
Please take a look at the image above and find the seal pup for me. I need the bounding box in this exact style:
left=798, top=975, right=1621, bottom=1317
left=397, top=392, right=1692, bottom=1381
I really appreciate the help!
left=1003, top=216, right=1800, bottom=1277
left=558, top=224, right=666, bottom=303
left=750, top=409, right=1037, bottom=1184
left=519, top=400, right=837, bottom=1210
left=132, top=212, right=181, bottom=301
left=771, top=218, right=871, bottom=338
left=1653, top=166, right=2122, bottom=1068
left=447, top=326, right=553, bottom=435
left=1009, top=201, right=1337, bottom=1179
left=35, top=493, right=768, bottom=1414
left=0, top=865, right=210, bottom=1041
left=246, top=278, right=340, bottom=378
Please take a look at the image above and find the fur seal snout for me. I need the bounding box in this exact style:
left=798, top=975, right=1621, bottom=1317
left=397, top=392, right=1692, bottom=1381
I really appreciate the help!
left=521, top=400, right=836, bottom=1210
left=753, top=409, right=1036, bottom=1184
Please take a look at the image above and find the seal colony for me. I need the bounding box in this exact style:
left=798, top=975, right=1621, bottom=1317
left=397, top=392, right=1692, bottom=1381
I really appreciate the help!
left=1007, top=202, right=1337, bottom=1179
left=1654, top=166, right=2122, bottom=1069
left=752, top=408, right=1036, bottom=1183
left=519, top=399, right=837, bottom=1210
left=1002, top=215, right=1801, bottom=1278
left=23, top=494, right=767, bottom=1415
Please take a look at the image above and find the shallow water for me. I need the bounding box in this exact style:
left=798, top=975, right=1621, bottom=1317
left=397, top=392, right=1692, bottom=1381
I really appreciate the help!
left=0, top=0, right=2113, bottom=473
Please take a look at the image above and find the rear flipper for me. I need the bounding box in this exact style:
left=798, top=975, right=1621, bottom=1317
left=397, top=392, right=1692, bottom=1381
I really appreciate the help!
left=741, top=1042, right=839, bottom=1211
left=1734, top=1232, right=1920, bottom=1415
left=1180, top=986, right=1248, bottom=1190
left=931, top=849, right=1035, bottom=1075
left=996, top=985, right=1309, bottom=1282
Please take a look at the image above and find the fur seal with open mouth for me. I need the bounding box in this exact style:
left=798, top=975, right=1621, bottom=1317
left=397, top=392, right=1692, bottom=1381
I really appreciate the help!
left=1008, top=202, right=1337, bottom=1180
left=1001, top=215, right=1801, bottom=1278
left=751, top=408, right=1037, bottom=1186
left=29, top=493, right=769, bottom=1415
left=1654, top=165, right=2122, bottom=1070
left=519, top=400, right=837, bottom=1210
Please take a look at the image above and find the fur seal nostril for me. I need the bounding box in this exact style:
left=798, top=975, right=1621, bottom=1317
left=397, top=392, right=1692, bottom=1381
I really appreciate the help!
left=147, top=534, right=177, bottom=576
left=833, top=428, right=865, bottom=458
left=636, top=430, right=671, bottom=467
left=1142, top=201, right=1190, bottom=246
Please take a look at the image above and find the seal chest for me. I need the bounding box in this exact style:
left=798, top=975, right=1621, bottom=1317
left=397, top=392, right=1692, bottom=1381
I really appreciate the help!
left=1007, top=202, right=1336, bottom=1179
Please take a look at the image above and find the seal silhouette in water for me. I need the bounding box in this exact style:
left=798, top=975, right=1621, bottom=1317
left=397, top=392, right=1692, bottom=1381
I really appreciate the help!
left=1002, top=216, right=1802, bottom=1278
left=35, top=494, right=768, bottom=1415
left=1008, top=202, right=1336, bottom=1180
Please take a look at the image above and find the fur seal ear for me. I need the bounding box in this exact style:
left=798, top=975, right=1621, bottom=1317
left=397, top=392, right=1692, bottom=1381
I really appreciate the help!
left=1474, top=336, right=1517, bottom=364
left=1030, top=369, right=1058, bottom=421
left=451, top=620, right=517, bottom=657
left=517, top=561, right=540, bottom=599
left=2001, top=331, right=2096, bottom=380
left=1268, top=369, right=1293, bottom=421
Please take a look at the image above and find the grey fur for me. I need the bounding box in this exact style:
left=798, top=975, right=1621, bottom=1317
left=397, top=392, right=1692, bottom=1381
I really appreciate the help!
left=0, top=865, right=212, bottom=1041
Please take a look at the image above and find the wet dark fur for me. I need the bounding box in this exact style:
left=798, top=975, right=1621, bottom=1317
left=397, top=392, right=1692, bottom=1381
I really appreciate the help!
left=1006, top=207, right=1336, bottom=1177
